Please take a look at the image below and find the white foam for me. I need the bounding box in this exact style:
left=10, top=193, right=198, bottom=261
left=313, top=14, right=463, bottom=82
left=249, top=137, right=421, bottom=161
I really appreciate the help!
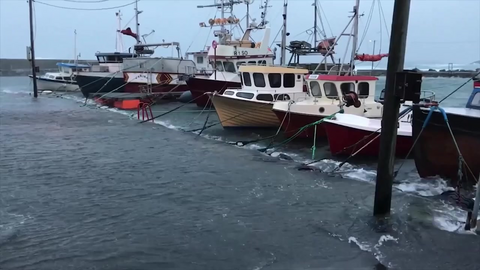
left=348, top=235, right=398, bottom=267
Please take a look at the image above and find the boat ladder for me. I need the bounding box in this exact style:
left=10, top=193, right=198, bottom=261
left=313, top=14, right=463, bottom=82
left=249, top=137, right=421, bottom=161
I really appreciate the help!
left=137, top=101, right=154, bottom=122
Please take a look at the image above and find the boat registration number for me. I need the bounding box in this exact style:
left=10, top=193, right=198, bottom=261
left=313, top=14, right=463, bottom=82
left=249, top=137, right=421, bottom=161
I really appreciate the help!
left=233, top=50, right=248, bottom=56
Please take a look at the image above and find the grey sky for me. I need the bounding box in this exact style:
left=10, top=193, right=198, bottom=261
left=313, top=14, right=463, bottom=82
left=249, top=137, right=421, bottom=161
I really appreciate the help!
left=1, top=0, right=479, bottom=67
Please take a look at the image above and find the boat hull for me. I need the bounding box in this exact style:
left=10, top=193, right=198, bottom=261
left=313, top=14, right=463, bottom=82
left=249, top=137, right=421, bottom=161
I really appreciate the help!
left=412, top=107, right=480, bottom=185
left=30, top=76, right=79, bottom=92
left=76, top=74, right=125, bottom=98
left=123, top=83, right=190, bottom=98
left=210, top=95, right=279, bottom=128
left=272, top=109, right=327, bottom=138
left=323, top=121, right=413, bottom=157
left=187, top=77, right=241, bottom=107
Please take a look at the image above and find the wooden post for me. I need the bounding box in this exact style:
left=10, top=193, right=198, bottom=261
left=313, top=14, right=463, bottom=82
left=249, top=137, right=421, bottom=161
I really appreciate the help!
left=373, top=0, right=412, bottom=217
left=29, top=0, right=38, bottom=98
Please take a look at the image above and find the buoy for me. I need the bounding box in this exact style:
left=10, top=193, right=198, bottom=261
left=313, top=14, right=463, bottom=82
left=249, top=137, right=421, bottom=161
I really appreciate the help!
left=41, top=90, right=53, bottom=94
left=178, top=90, right=193, bottom=103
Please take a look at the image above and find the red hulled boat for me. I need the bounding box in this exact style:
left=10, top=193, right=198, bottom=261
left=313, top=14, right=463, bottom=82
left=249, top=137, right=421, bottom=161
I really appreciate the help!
left=272, top=74, right=383, bottom=139
left=323, top=112, right=413, bottom=157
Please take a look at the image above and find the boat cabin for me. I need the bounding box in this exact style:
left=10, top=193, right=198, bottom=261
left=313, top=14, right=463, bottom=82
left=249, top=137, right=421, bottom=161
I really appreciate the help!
left=95, top=52, right=136, bottom=64
left=304, top=74, right=377, bottom=101
left=41, top=62, right=90, bottom=81
left=185, top=47, right=211, bottom=74
left=57, top=62, right=91, bottom=74
left=222, top=66, right=308, bottom=102
left=207, top=27, right=274, bottom=76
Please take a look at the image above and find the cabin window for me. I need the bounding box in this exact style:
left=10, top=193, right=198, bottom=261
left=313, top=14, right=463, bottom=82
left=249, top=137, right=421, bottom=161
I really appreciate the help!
left=215, top=61, right=224, bottom=71
left=324, top=82, right=338, bottom=99
left=242, top=72, right=252, bottom=86
left=253, top=73, right=266, bottom=87
left=309, top=81, right=322, bottom=97
left=248, top=61, right=257, bottom=65
left=258, top=60, right=267, bottom=66
left=224, top=62, right=236, bottom=73
left=196, top=56, right=204, bottom=64
left=340, top=82, right=355, bottom=95
left=236, top=61, right=245, bottom=69
left=268, top=73, right=282, bottom=88
left=106, top=56, right=122, bottom=63
left=55, top=77, right=63, bottom=80
left=284, top=74, right=295, bottom=88
left=472, top=92, right=480, bottom=106
left=274, top=94, right=291, bottom=101
left=236, top=92, right=254, bottom=99
left=224, top=90, right=235, bottom=96
left=358, top=82, right=369, bottom=98
left=257, top=94, right=274, bottom=101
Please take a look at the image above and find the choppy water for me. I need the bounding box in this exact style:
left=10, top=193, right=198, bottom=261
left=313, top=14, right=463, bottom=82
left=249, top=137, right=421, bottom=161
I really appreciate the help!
left=0, top=76, right=479, bottom=270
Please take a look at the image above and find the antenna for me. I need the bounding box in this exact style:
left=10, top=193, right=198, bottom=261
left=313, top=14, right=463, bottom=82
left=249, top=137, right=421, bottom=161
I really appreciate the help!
left=258, top=0, right=271, bottom=28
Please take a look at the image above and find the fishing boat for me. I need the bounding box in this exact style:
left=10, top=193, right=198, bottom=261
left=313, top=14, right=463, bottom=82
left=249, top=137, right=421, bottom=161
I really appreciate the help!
left=77, top=52, right=137, bottom=98
left=272, top=74, right=383, bottom=138
left=185, top=46, right=213, bottom=78
left=76, top=10, right=140, bottom=98
left=186, top=0, right=275, bottom=108
left=29, top=62, right=91, bottom=92
left=121, top=42, right=197, bottom=98
left=271, top=0, right=388, bottom=139
left=412, top=77, right=480, bottom=185
left=208, top=65, right=308, bottom=128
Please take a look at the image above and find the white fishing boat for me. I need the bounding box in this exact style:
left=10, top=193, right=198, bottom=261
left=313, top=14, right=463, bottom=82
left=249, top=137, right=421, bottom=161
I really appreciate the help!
left=29, top=62, right=91, bottom=92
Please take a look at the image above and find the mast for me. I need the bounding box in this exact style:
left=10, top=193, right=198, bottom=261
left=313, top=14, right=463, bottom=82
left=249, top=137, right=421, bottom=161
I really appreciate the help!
left=134, top=0, right=141, bottom=44
left=28, top=0, right=38, bottom=98
left=116, top=10, right=124, bottom=52
left=197, top=0, right=243, bottom=45
left=74, top=29, right=77, bottom=66
left=280, top=0, right=287, bottom=66
left=313, top=0, right=318, bottom=46
left=246, top=0, right=249, bottom=29
left=349, top=0, right=360, bottom=73
left=259, top=0, right=270, bottom=28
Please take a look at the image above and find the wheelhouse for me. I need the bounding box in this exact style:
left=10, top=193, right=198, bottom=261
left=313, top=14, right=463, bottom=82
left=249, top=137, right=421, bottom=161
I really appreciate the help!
left=304, top=74, right=378, bottom=101
left=223, top=66, right=308, bottom=102
left=95, top=52, right=136, bottom=64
